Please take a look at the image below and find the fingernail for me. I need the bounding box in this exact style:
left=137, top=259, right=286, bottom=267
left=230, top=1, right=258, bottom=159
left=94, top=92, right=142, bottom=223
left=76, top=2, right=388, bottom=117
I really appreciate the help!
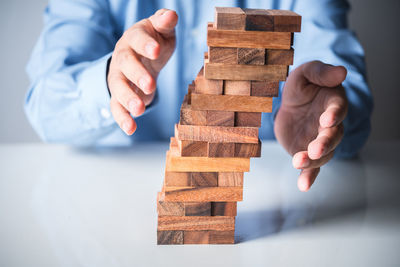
left=139, top=77, right=148, bottom=91
left=300, top=157, right=310, bottom=168
left=122, top=121, right=130, bottom=135
left=128, top=99, right=136, bottom=114
left=145, top=43, right=156, bottom=57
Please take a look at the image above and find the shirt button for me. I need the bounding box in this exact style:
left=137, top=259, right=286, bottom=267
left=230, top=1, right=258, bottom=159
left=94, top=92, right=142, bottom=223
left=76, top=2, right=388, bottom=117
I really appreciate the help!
left=100, top=108, right=111, bottom=119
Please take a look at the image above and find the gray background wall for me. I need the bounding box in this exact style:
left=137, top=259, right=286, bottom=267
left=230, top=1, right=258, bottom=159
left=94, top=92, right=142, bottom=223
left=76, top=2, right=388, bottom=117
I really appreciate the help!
left=0, top=0, right=398, bottom=143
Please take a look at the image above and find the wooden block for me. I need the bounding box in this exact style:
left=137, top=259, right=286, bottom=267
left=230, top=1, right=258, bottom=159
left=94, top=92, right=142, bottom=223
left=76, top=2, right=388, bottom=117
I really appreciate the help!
left=235, top=112, right=261, bottom=127
left=165, top=172, right=192, bottom=187
left=163, top=186, right=243, bottom=202
left=235, top=141, right=262, bottom=158
left=157, top=216, right=235, bottom=231
left=178, top=139, right=208, bottom=157
left=209, top=230, right=235, bottom=244
left=183, top=230, right=235, bottom=244
left=191, top=94, right=273, bottom=113
left=184, top=202, right=212, bottom=216
left=157, top=192, right=185, bottom=216
left=204, top=61, right=288, bottom=81
left=205, top=110, right=235, bottom=126
left=211, top=202, right=237, bottom=216
left=224, top=80, right=251, bottom=96
left=180, top=105, right=207, bottom=126
left=244, top=8, right=274, bottom=31
left=214, top=7, right=245, bottom=30
left=251, top=81, right=279, bottom=97
left=207, top=24, right=292, bottom=49
left=194, top=67, right=223, bottom=95
left=208, top=47, right=237, bottom=64
left=208, top=143, right=235, bottom=157
left=268, top=10, right=301, bottom=32
left=157, top=230, right=184, bottom=245
left=191, top=172, right=218, bottom=187
left=218, top=172, right=244, bottom=187
left=237, top=48, right=265, bottom=65
left=266, top=48, right=294, bottom=65
left=176, top=124, right=259, bottom=144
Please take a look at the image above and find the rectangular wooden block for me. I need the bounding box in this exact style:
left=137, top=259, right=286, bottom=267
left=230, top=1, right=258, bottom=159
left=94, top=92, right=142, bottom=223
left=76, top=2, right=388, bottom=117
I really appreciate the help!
left=184, top=202, right=212, bottom=216
left=268, top=9, right=301, bottom=32
left=266, top=48, right=294, bottom=65
left=211, top=202, right=237, bottom=216
left=237, top=48, right=266, bottom=65
left=157, top=192, right=185, bottom=216
left=165, top=171, right=191, bottom=187
left=204, top=61, right=288, bottom=81
left=208, top=47, right=237, bottom=64
left=224, top=80, right=251, bottom=96
left=251, top=81, right=279, bottom=97
left=176, top=123, right=259, bottom=144
left=194, top=67, right=223, bottom=95
left=235, top=141, right=262, bottom=158
left=208, top=142, right=235, bottom=157
left=178, top=139, right=208, bottom=157
left=183, top=230, right=235, bottom=244
left=191, top=93, right=273, bottom=113
left=163, top=186, right=243, bottom=202
left=158, top=216, right=235, bottom=231
left=157, top=230, right=183, bottom=245
left=191, top=172, right=218, bottom=187
left=244, top=8, right=274, bottom=31
left=207, top=24, right=292, bottom=49
left=235, top=112, right=261, bottom=127
left=218, top=172, right=244, bottom=187
left=214, top=7, right=245, bottom=30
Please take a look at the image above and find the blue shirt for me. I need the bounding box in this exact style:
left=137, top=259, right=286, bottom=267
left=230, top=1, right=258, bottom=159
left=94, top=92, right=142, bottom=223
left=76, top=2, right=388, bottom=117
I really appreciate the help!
left=25, top=0, right=372, bottom=158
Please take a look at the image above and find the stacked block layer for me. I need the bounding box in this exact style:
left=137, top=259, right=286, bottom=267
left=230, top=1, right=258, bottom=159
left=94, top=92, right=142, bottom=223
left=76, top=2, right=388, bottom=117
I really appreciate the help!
left=157, top=7, right=301, bottom=245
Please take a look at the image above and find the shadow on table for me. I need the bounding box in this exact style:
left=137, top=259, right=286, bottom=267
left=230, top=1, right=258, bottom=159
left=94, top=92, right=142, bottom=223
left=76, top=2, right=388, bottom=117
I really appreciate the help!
left=235, top=157, right=368, bottom=243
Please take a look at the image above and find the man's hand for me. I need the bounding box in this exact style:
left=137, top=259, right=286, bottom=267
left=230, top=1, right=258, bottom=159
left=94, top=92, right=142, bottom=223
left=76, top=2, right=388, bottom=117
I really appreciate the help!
left=274, top=61, right=348, bottom=192
left=107, top=9, right=178, bottom=135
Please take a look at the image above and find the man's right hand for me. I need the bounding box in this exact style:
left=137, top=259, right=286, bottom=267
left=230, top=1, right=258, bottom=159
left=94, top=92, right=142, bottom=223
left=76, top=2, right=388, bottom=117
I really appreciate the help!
left=107, top=9, right=178, bottom=135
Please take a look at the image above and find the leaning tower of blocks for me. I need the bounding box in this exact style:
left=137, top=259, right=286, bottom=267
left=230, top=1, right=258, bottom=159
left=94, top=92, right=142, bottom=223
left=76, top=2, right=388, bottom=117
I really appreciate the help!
left=156, top=7, right=301, bottom=245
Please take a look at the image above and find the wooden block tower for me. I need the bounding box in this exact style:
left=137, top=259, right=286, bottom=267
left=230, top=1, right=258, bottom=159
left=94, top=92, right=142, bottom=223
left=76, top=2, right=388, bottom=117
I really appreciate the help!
left=156, top=7, right=301, bottom=245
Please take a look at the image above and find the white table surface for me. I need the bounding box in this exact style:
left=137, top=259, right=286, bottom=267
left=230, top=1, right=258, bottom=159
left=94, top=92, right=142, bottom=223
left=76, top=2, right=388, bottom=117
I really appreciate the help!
left=0, top=141, right=399, bottom=267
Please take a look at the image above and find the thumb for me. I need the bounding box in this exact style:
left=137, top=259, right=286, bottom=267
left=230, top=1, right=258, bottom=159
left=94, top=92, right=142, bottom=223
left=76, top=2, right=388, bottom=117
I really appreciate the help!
left=149, top=9, right=178, bottom=37
left=297, top=60, right=347, bottom=88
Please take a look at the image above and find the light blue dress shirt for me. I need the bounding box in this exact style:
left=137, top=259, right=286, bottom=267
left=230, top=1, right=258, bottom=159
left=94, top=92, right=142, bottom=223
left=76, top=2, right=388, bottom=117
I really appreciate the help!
left=25, top=0, right=372, bottom=158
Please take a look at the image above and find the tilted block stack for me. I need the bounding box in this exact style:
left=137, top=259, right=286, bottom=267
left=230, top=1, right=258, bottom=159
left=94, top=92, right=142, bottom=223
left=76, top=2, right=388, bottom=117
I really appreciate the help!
left=156, top=7, right=301, bottom=245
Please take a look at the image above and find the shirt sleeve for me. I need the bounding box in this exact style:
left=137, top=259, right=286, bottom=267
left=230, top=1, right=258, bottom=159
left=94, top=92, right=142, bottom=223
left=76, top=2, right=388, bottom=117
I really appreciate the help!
left=24, top=0, right=156, bottom=146
left=287, top=0, right=373, bottom=158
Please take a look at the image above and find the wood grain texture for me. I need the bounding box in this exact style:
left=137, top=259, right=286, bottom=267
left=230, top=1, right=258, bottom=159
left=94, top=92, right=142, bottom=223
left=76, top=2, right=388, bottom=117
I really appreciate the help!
left=218, top=172, right=244, bottom=187
left=191, top=172, right=218, bottom=187
left=224, top=80, right=251, bottom=96
left=194, top=67, right=223, bottom=95
left=183, top=230, right=235, bottom=244
left=178, top=139, right=208, bottom=157
left=237, top=48, right=266, bottom=65
left=204, top=61, right=288, bottom=81
left=211, top=202, right=237, bottom=216
left=191, top=93, right=273, bottom=113
left=207, top=24, right=292, bottom=49
left=165, top=172, right=192, bottom=187
left=157, top=216, right=235, bottom=231
left=157, top=230, right=184, bottom=245
left=176, top=123, right=259, bottom=144
left=163, top=186, right=243, bottom=202
left=235, top=141, right=262, bottom=158
left=184, top=202, right=212, bottom=216
left=235, top=112, right=262, bottom=127
left=208, top=142, right=235, bottom=157
left=268, top=9, right=301, bottom=32
left=244, top=8, right=274, bottom=31
left=166, top=151, right=250, bottom=172
left=205, top=110, right=235, bottom=126
left=266, top=48, right=294, bottom=65
left=157, top=192, right=185, bottom=216
left=251, top=81, right=279, bottom=97
left=214, top=7, right=245, bottom=30
left=208, top=47, right=237, bottom=64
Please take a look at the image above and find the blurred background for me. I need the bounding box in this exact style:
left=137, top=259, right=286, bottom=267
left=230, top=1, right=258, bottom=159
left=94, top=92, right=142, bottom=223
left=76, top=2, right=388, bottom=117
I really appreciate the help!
left=0, top=0, right=398, bottom=143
